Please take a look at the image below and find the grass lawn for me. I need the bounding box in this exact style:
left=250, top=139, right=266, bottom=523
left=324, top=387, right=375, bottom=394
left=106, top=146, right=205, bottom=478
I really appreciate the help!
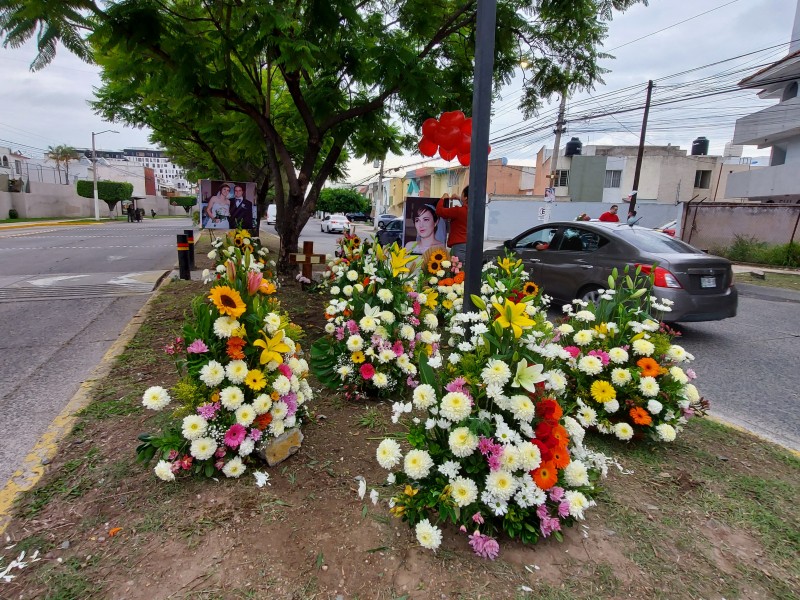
left=737, top=271, right=800, bottom=292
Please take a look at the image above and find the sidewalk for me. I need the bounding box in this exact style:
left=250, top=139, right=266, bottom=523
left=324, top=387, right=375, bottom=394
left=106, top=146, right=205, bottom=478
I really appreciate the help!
left=0, top=219, right=105, bottom=230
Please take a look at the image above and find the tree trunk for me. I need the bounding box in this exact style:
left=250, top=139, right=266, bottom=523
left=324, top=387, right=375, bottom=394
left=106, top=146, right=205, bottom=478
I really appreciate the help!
left=276, top=191, right=306, bottom=274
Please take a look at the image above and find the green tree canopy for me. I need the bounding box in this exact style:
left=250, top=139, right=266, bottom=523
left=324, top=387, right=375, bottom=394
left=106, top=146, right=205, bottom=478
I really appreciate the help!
left=76, top=179, right=133, bottom=211
left=317, top=188, right=369, bottom=215
left=1, top=0, right=646, bottom=271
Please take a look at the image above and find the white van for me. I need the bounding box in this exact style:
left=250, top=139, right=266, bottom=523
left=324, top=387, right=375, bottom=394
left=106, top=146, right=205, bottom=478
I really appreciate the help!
left=266, top=204, right=277, bottom=225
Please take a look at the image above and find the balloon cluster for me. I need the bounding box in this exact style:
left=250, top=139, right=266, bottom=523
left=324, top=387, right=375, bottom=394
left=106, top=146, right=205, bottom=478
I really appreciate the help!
left=417, top=111, right=490, bottom=166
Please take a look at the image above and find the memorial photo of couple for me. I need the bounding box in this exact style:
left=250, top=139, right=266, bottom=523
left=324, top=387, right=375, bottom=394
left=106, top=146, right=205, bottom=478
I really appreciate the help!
left=198, top=180, right=257, bottom=230
left=403, top=197, right=448, bottom=255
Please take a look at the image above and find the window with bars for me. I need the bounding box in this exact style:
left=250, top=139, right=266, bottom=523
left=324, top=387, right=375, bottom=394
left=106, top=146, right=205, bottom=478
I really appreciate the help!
left=554, top=170, right=569, bottom=187
left=694, top=170, right=711, bottom=189
left=604, top=170, right=622, bottom=188
left=448, top=169, right=461, bottom=187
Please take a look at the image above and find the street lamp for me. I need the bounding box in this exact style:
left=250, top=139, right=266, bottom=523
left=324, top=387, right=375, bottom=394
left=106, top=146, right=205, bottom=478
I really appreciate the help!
left=92, top=129, right=119, bottom=220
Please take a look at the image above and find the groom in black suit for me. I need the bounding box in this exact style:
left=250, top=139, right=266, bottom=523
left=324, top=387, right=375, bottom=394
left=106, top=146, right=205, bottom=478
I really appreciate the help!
left=228, top=184, right=254, bottom=229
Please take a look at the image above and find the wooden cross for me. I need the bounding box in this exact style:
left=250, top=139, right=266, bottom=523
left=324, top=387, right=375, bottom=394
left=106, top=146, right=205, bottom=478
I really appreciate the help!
left=289, top=241, right=327, bottom=282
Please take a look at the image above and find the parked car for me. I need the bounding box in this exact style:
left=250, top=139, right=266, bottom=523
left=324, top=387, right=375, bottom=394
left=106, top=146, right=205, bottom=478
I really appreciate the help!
left=346, top=211, right=371, bottom=223
left=321, top=214, right=351, bottom=233
left=375, top=218, right=403, bottom=246
left=377, top=214, right=399, bottom=228
left=482, top=221, right=737, bottom=322
left=266, top=204, right=277, bottom=225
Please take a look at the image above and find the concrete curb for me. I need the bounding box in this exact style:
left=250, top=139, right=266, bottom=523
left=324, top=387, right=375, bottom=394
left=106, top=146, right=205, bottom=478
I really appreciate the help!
left=706, top=414, right=800, bottom=458
left=0, top=271, right=173, bottom=535
left=0, top=221, right=107, bottom=230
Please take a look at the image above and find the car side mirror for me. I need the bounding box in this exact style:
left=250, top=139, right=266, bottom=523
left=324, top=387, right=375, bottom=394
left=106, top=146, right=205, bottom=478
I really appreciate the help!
left=378, top=222, right=387, bottom=230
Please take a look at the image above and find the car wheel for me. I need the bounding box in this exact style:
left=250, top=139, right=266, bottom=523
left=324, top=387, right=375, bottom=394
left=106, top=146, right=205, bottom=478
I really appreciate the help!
left=579, top=286, right=603, bottom=305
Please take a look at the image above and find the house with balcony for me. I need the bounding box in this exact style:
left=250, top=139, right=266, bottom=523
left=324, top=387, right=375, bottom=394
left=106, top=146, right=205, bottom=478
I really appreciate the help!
left=725, top=3, right=800, bottom=204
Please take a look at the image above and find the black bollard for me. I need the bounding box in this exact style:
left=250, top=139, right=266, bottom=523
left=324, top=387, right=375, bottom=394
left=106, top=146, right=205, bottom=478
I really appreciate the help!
left=177, top=234, right=191, bottom=280
left=184, top=229, right=195, bottom=269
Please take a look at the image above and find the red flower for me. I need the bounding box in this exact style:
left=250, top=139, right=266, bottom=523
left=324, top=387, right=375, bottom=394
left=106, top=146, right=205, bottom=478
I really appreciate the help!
left=360, top=363, right=375, bottom=380
left=531, top=438, right=553, bottom=463
left=536, top=398, right=563, bottom=421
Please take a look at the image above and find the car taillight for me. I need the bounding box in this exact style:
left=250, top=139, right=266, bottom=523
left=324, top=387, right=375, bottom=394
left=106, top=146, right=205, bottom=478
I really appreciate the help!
left=636, top=264, right=683, bottom=289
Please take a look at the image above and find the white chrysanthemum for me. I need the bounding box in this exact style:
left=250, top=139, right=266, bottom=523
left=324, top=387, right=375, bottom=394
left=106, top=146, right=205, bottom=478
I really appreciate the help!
left=273, top=375, right=291, bottom=395
left=377, top=349, right=396, bottom=364
left=450, top=476, right=479, bottom=507
left=647, top=399, right=663, bottom=415
left=500, top=446, right=521, bottom=471
left=517, top=441, right=542, bottom=471
left=399, top=325, right=415, bottom=341
left=613, top=422, right=634, bottom=441
left=190, top=437, right=217, bottom=461
left=270, top=419, right=286, bottom=436
left=632, top=339, right=655, bottom=356
left=545, top=370, right=567, bottom=394
left=342, top=285, right=353, bottom=297
left=605, top=399, right=620, bottom=413
left=608, top=347, right=629, bottom=363
left=181, top=415, right=208, bottom=440
left=142, top=386, right=171, bottom=411
left=223, top=456, right=246, bottom=478
left=563, top=416, right=585, bottom=446
left=683, top=383, right=700, bottom=403
left=270, top=400, right=288, bottom=421
left=423, top=313, right=438, bottom=329
left=376, top=438, right=403, bottom=469
left=655, top=423, right=677, bottom=442
left=225, top=360, right=248, bottom=384
left=263, top=313, right=282, bottom=334
left=669, top=366, right=689, bottom=384
left=574, top=310, right=596, bottom=322
left=377, top=288, right=393, bottom=303
left=638, top=376, right=660, bottom=397
left=481, top=359, right=512, bottom=386
left=611, top=368, right=632, bottom=386
left=207, top=250, right=217, bottom=260
left=404, top=449, right=434, bottom=479
left=346, top=270, right=359, bottom=281
left=448, top=427, right=479, bottom=457
left=439, top=392, right=472, bottom=422
left=324, top=322, right=336, bottom=334
left=576, top=405, right=598, bottom=427
left=577, top=355, right=604, bottom=376
left=154, top=460, right=175, bottom=481
left=564, top=460, right=590, bottom=487
left=573, top=329, right=594, bottom=346
left=213, top=316, right=240, bottom=338
left=372, top=372, right=389, bottom=388
left=510, top=395, right=536, bottom=423
left=359, top=316, right=378, bottom=332
left=235, top=404, right=256, bottom=427
left=667, top=344, right=688, bottom=362
left=557, top=323, right=574, bottom=335
left=346, top=335, right=364, bottom=352
left=380, top=311, right=396, bottom=324
left=238, top=438, right=255, bottom=457
left=564, top=490, right=593, bottom=519
left=330, top=285, right=341, bottom=296
left=415, top=519, right=442, bottom=550
left=437, top=460, right=460, bottom=479
left=220, top=386, right=244, bottom=410
left=199, top=361, right=225, bottom=387
left=485, top=470, right=518, bottom=501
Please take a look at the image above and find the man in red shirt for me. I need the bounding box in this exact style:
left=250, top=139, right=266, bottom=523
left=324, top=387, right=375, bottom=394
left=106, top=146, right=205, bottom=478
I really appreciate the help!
left=436, top=186, right=469, bottom=264
left=598, top=204, right=620, bottom=222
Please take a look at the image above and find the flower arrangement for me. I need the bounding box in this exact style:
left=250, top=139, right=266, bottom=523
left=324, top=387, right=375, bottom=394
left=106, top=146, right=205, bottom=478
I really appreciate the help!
left=373, top=255, right=609, bottom=556
left=312, top=239, right=443, bottom=400
left=416, top=247, right=465, bottom=320
left=137, top=230, right=312, bottom=480
left=548, top=267, right=707, bottom=442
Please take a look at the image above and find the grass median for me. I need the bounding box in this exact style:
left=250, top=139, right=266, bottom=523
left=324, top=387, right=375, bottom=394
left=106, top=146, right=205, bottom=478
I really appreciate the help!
left=0, top=235, right=797, bottom=600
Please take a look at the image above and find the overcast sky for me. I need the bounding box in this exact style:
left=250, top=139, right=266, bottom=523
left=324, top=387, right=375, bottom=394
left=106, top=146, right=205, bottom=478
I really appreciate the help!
left=1, top=0, right=796, bottom=184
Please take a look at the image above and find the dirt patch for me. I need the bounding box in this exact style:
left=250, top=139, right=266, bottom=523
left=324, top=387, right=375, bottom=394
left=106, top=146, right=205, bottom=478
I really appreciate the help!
left=1, top=258, right=798, bottom=599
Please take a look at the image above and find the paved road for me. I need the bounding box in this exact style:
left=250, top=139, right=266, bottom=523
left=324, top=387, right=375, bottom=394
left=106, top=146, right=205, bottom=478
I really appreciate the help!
left=0, top=219, right=191, bottom=487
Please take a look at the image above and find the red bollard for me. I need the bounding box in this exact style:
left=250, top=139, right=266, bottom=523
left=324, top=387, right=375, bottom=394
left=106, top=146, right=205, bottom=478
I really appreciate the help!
left=177, top=234, right=191, bottom=280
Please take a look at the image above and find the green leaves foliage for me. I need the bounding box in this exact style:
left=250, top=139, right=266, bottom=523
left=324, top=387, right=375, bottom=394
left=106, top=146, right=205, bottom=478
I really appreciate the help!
left=76, top=179, right=133, bottom=209
left=316, top=187, right=368, bottom=215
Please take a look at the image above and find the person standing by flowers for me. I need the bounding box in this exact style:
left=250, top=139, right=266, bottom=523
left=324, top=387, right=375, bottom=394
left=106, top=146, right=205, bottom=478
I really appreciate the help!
left=436, top=185, right=469, bottom=265
left=598, top=204, right=620, bottom=222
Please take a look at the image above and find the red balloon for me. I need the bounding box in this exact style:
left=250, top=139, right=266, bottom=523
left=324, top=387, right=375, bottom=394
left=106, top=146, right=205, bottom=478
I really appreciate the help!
left=418, top=137, right=438, bottom=157
left=457, top=152, right=471, bottom=166
left=440, top=110, right=466, bottom=127
left=487, top=144, right=492, bottom=155
left=457, top=133, right=471, bottom=154
left=460, top=118, right=472, bottom=136
left=439, top=147, right=457, bottom=161
left=421, top=118, right=439, bottom=138
left=438, top=125, right=462, bottom=152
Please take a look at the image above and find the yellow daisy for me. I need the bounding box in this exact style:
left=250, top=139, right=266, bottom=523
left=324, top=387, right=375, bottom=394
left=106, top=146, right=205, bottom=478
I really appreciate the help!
left=590, top=380, right=616, bottom=403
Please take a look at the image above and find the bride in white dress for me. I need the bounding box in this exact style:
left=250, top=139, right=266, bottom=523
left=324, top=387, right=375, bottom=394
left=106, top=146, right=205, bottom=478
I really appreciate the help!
left=203, top=183, right=232, bottom=229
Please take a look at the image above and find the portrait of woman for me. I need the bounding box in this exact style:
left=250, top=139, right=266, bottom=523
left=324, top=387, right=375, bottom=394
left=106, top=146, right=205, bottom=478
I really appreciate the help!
left=203, top=183, right=232, bottom=229
left=404, top=203, right=446, bottom=254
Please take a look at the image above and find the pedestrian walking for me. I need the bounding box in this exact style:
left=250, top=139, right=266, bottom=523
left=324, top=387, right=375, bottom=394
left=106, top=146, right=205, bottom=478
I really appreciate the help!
left=151, top=209, right=157, bottom=219
left=127, top=205, right=134, bottom=223
left=435, top=185, right=469, bottom=265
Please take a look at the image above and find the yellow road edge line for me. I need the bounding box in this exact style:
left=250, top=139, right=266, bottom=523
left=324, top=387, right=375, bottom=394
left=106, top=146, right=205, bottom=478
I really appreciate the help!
left=705, top=413, right=800, bottom=458
left=0, top=271, right=173, bottom=535
left=0, top=221, right=108, bottom=230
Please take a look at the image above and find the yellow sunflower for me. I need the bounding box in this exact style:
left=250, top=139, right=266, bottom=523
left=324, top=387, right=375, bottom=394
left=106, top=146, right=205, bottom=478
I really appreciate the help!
left=427, top=260, right=441, bottom=275
left=430, top=249, right=447, bottom=263
left=209, top=285, right=246, bottom=318
left=522, top=281, right=539, bottom=296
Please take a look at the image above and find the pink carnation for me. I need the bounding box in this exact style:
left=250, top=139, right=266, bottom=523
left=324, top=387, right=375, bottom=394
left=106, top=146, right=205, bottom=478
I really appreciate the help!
left=224, top=424, right=247, bottom=448
left=468, top=531, right=500, bottom=560
left=392, top=341, right=405, bottom=357
left=186, top=339, right=209, bottom=354
left=360, top=363, right=375, bottom=380
left=278, top=363, right=292, bottom=378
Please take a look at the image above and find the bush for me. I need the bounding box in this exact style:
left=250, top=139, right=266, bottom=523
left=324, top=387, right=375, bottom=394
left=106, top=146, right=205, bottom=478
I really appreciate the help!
left=8, top=209, right=19, bottom=219
left=76, top=180, right=134, bottom=212
left=713, top=235, right=800, bottom=268
left=170, top=196, right=197, bottom=214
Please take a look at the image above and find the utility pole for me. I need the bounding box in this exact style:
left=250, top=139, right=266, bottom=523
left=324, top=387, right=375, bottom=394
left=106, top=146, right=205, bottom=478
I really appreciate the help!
left=91, top=129, right=118, bottom=221
left=629, top=80, right=653, bottom=214
left=372, top=158, right=384, bottom=229
left=549, top=94, right=568, bottom=191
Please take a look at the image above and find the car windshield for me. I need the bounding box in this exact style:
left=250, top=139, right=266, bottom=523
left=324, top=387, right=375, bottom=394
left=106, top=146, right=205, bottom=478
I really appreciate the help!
left=387, top=220, right=402, bottom=231
left=615, top=228, right=699, bottom=254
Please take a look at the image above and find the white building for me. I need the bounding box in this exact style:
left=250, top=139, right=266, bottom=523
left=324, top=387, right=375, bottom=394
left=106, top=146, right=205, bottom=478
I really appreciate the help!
left=123, top=148, right=194, bottom=194
left=726, top=1, right=800, bottom=204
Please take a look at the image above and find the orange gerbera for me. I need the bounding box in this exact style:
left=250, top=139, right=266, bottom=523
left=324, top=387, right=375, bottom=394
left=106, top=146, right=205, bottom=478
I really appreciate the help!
left=533, top=461, right=559, bottom=490
left=254, top=412, right=273, bottom=429
left=630, top=406, right=653, bottom=426
left=637, top=357, right=661, bottom=377
left=226, top=337, right=247, bottom=360
left=453, top=272, right=465, bottom=284
left=440, top=278, right=454, bottom=286
left=551, top=445, right=571, bottom=469
left=549, top=423, right=570, bottom=447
